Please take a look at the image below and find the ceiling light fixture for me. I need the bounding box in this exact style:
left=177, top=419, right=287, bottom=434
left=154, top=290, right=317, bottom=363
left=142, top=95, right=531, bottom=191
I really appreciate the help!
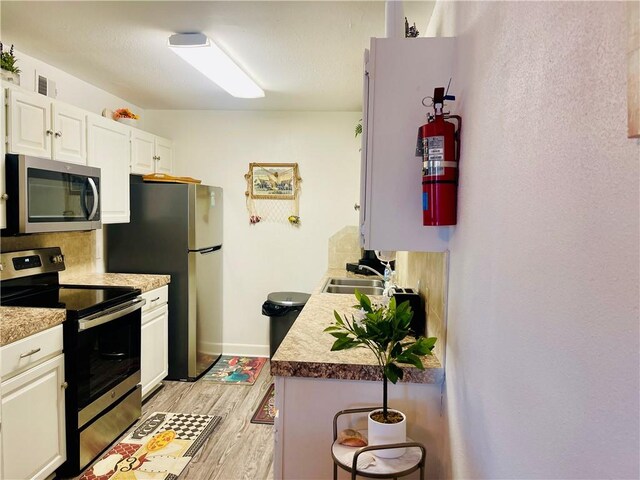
left=168, top=33, right=264, bottom=99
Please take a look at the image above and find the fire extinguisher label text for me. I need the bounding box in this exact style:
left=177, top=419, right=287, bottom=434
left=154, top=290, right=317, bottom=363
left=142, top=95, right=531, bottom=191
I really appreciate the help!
left=423, top=136, right=445, bottom=176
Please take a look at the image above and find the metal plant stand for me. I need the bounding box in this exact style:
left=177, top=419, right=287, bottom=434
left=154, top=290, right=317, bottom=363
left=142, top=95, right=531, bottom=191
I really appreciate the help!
left=332, top=407, right=427, bottom=480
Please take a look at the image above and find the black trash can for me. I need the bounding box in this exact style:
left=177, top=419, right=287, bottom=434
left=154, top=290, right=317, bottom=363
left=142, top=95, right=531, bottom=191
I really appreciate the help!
left=262, top=292, right=310, bottom=359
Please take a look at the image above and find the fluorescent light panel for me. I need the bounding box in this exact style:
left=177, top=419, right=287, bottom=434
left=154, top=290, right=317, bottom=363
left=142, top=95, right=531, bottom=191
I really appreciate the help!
left=168, top=33, right=264, bottom=99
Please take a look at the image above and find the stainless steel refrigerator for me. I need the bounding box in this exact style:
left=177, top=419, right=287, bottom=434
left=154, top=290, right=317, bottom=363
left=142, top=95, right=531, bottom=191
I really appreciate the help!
left=107, top=177, right=223, bottom=380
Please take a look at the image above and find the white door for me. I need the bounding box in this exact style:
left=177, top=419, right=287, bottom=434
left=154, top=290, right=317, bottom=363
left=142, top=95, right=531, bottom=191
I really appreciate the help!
left=52, top=102, right=87, bottom=164
left=7, top=89, right=51, bottom=158
left=141, top=305, right=169, bottom=398
left=154, top=136, right=173, bottom=174
left=130, top=129, right=155, bottom=175
left=87, top=114, right=131, bottom=224
left=1, top=355, right=66, bottom=480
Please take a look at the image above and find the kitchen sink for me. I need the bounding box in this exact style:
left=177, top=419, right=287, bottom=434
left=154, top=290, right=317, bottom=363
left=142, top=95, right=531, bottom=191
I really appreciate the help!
left=326, top=278, right=384, bottom=288
left=322, top=277, right=384, bottom=295
left=324, top=284, right=385, bottom=295
left=322, top=277, right=416, bottom=297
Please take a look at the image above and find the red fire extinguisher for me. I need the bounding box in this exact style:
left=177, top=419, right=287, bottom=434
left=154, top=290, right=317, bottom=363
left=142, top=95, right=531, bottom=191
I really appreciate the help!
left=416, top=87, right=461, bottom=226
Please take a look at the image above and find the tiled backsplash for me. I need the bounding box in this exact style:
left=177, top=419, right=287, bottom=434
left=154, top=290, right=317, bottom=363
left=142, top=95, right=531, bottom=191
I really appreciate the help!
left=395, top=251, right=448, bottom=363
left=327, top=226, right=361, bottom=269
left=1, top=231, right=97, bottom=276
left=327, top=226, right=449, bottom=364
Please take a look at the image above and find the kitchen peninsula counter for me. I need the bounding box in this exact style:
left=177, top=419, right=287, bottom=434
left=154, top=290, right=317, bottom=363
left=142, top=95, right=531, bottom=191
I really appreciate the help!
left=272, top=269, right=446, bottom=479
left=271, top=268, right=443, bottom=384
left=0, top=307, right=65, bottom=347
left=61, top=272, right=170, bottom=293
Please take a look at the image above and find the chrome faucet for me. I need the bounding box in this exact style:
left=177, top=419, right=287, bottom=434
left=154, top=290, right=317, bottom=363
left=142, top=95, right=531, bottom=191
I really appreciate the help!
left=357, top=264, right=385, bottom=280
left=358, top=264, right=396, bottom=297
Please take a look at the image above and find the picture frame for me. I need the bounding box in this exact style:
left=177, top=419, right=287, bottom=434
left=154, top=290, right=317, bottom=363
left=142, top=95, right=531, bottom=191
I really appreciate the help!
left=248, top=163, right=299, bottom=200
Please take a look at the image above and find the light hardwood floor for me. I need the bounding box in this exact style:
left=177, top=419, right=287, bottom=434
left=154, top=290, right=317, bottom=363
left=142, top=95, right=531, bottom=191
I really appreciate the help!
left=75, top=362, right=274, bottom=480
left=142, top=363, right=274, bottom=480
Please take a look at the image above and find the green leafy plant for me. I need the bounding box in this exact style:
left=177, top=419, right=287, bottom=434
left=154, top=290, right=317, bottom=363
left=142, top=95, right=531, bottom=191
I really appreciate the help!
left=324, top=290, right=437, bottom=422
left=0, top=43, right=20, bottom=74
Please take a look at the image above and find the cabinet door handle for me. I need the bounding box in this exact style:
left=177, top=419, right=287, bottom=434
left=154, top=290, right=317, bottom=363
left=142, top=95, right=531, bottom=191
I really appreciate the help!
left=45, top=129, right=53, bottom=136
left=354, top=203, right=361, bottom=211
left=150, top=297, right=160, bottom=302
left=54, top=131, right=62, bottom=137
left=19, top=347, right=41, bottom=358
left=1, top=193, right=8, bottom=201
left=61, top=381, right=68, bottom=389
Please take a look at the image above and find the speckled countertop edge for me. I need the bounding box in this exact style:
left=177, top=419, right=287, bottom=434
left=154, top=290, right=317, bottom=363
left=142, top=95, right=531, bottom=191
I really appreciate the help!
left=1, top=272, right=171, bottom=347
left=271, top=270, right=443, bottom=384
left=0, top=307, right=66, bottom=347
left=60, top=272, right=171, bottom=293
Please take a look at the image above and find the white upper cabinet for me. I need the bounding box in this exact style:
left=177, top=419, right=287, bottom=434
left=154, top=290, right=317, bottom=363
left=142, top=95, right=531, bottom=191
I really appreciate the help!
left=360, top=37, right=455, bottom=252
left=52, top=102, right=86, bottom=164
left=154, top=136, right=173, bottom=175
left=6, top=88, right=51, bottom=158
left=6, top=88, right=86, bottom=164
left=87, top=113, right=130, bottom=224
left=130, top=129, right=173, bottom=175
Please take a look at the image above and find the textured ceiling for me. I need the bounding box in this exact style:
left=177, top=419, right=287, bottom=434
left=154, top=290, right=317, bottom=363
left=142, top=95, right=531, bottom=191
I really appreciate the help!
left=0, top=1, right=435, bottom=111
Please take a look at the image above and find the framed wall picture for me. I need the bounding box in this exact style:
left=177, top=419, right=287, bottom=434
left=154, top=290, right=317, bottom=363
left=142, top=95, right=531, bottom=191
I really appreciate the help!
left=249, top=163, right=299, bottom=200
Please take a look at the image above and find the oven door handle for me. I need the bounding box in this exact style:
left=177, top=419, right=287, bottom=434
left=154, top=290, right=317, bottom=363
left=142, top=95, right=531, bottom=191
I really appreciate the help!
left=78, top=298, right=145, bottom=331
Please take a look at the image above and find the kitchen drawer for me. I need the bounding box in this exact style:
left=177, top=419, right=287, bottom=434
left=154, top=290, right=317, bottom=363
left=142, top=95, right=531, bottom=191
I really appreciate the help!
left=1, top=324, right=63, bottom=379
left=141, top=285, right=168, bottom=314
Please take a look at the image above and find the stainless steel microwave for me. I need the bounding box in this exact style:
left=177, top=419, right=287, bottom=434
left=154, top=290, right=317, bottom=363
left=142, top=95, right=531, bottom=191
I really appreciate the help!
left=4, top=154, right=101, bottom=234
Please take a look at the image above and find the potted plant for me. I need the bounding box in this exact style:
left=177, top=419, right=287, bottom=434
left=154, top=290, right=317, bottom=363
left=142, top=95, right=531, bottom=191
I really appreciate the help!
left=0, top=42, right=21, bottom=84
left=324, top=290, right=436, bottom=458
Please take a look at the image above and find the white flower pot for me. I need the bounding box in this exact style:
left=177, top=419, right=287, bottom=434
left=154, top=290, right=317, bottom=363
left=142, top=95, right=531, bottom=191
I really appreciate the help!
left=0, top=70, right=20, bottom=85
left=367, top=409, right=406, bottom=458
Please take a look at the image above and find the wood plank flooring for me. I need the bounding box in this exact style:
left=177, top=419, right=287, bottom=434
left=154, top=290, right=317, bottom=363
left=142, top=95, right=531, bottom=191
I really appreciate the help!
left=142, top=363, right=274, bottom=480
left=75, top=361, right=274, bottom=480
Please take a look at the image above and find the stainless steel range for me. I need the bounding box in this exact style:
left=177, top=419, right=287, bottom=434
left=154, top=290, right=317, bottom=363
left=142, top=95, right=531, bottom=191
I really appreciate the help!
left=0, top=247, right=144, bottom=476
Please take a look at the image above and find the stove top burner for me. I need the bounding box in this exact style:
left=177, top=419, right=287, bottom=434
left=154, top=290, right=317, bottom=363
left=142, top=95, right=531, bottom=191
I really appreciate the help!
left=1, top=285, right=140, bottom=318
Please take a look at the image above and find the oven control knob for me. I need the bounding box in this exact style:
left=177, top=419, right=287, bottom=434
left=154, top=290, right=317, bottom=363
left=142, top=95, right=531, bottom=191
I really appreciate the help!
left=50, top=254, right=64, bottom=264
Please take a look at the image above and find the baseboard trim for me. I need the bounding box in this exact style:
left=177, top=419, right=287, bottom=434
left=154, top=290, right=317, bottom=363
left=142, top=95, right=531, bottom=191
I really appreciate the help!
left=222, top=343, right=270, bottom=358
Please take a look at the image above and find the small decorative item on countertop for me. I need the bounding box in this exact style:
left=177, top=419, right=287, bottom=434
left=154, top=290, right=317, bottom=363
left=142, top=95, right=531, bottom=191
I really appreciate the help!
left=337, top=428, right=367, bottom=447
left=0, top=42, right=20, bottom=85
left=112, top=107, right=140, bottom=126
left=142, top=173, right=201, bottom=184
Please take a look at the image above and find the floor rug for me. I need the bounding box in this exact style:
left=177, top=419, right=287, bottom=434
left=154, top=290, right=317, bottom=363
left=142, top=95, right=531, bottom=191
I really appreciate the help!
left=201, top=355, right=267, bottom=385
left=79, top=412, right=221, bottom=480
left=251, top=383, right=275, bottom=425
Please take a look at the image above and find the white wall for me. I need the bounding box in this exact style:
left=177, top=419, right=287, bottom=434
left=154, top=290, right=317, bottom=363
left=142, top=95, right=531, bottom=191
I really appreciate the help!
left=7, top=49, right=144, bottom=120
left=429, top=2, right=639, bottom=478
left=145, top=110, right=361, bottom=355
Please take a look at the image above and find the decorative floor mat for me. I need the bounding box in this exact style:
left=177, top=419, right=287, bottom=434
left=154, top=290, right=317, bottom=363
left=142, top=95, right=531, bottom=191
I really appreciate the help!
left=79, top=412, right=221, bottom=480
left=202, top=355, right=267, bottom=385
left=251, top=383, right=275, bottom=425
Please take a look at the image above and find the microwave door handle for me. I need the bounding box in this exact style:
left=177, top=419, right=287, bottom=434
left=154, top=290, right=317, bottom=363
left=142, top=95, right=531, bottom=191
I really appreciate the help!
left=86, top=178, right=99, bottom=220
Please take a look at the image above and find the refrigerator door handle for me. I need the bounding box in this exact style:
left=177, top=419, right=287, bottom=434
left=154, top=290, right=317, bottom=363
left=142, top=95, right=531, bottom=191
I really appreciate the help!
left=191, top=245, right=222, bottom=255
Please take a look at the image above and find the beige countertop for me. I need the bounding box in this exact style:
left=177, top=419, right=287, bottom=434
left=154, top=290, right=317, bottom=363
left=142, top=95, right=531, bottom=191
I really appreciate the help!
left=0, top=307, right=66, bottom=347
left=1, top=273, right=170, bottom=347
left=60, top=272, right=171, bottom=293
left=270, top=269, right=443, bottom=384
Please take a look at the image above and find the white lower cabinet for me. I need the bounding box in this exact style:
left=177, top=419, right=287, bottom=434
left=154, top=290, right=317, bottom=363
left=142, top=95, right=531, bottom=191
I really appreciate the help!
left=1, top=353, right=66, bottom=480
left=141, top=286, right=169, bottom=398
